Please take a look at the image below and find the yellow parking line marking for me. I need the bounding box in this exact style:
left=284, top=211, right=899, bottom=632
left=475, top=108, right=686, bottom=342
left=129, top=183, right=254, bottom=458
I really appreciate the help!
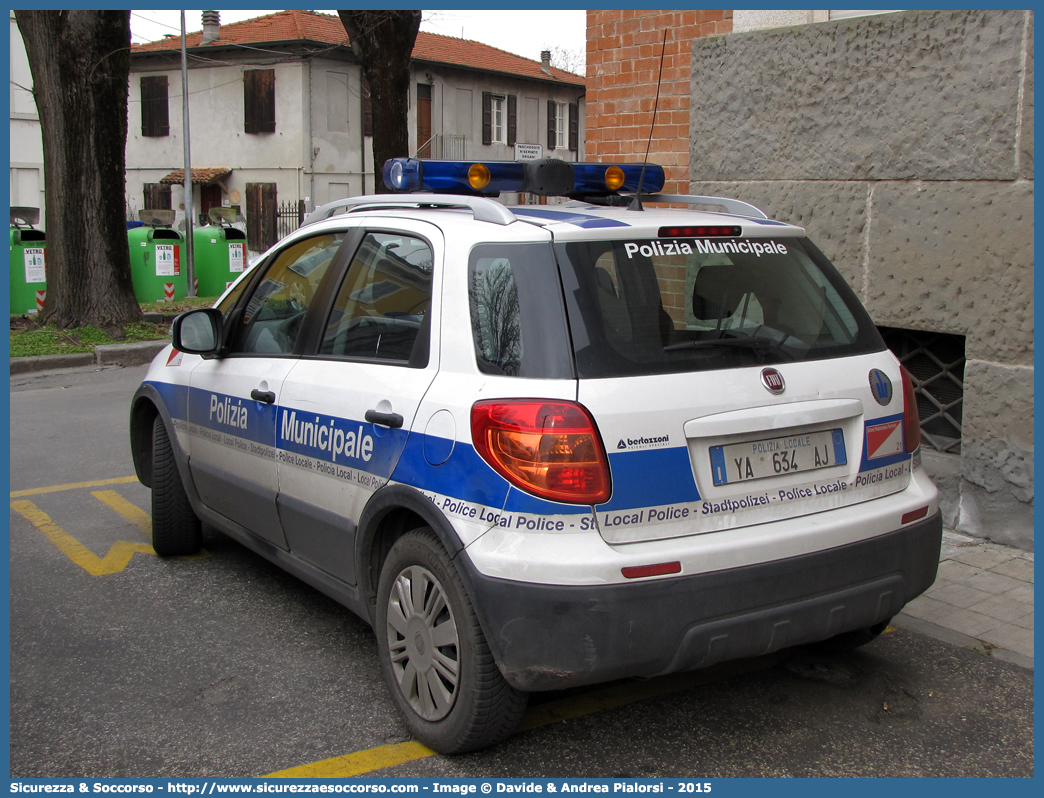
left=92, top=490, right=152, bottom=537
left=11, top=476, right=139, bottom=499
left=265, top=741, right=435, bottom=778
left=89, top=490, right=211, bottom=560
left=11, top=499, right=155, bottom=576
left=263, top=653, right=781, bottom=778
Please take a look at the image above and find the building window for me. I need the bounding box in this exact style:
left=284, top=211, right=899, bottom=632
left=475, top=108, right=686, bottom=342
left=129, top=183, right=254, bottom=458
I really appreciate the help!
left=878, top=326, right=966, bottom=454
left=244, top=69, right=276, bottom=134
left=548, top=100, right=579, bottom=152
left=482, top=92, right=517, bottom=146
left=492, top=95, right=506, bottom=143
left=140, top=75, right=169, bottom=137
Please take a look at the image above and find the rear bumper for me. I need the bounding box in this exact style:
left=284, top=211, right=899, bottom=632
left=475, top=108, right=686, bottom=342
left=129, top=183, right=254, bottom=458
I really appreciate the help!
left=459, top=512, right=942, bottom=691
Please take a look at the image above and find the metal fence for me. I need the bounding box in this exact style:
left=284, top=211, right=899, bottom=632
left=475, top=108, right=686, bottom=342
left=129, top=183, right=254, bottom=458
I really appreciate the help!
left=276, top=199, right=306, bottom=241
left=417, top=133, right=467, bottom=160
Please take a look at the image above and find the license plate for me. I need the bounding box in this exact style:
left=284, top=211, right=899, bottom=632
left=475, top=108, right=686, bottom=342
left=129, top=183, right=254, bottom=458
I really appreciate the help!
left=710, top=428, right=847, bottom=486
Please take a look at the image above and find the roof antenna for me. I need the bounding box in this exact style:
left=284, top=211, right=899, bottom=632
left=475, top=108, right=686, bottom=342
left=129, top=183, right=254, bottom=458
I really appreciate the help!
left=629, top=28, right=669, bottom=212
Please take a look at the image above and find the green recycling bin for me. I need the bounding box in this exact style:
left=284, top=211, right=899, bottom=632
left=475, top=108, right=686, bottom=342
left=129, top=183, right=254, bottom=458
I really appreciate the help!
left=10, top=207, right=47, bottom=316
left=192, top=207, right=249, bottom=297
left=128, top=210, right=188, bottom=303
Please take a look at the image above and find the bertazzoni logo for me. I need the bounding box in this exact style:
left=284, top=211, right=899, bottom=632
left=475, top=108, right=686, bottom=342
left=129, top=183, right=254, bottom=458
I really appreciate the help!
left=616, top=434, right=670, bottom=451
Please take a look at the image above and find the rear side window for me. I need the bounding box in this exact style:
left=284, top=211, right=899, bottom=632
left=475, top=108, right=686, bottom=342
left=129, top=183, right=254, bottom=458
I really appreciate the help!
left=320, top=232, right=433, bottom=366
left=468, top=243, right=574, bottom=379
left=555, top=236, right=884, bottom=378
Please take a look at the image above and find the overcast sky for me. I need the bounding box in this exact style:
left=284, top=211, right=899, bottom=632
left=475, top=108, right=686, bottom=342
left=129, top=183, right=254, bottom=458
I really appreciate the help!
left=129, top=9, right=588, bottom=66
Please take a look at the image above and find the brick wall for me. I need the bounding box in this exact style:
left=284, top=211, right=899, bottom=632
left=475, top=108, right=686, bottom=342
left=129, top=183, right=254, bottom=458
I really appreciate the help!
left=585, top=10, right=732, bottom=194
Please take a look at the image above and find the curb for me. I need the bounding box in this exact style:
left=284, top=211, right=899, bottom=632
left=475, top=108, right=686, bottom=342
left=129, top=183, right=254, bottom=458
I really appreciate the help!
left=11, top=339, right=169, bottom=374
left=892, top=613, right=1034, bottom=670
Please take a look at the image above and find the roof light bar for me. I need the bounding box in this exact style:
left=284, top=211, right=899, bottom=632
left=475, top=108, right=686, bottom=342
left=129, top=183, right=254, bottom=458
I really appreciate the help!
left=383, top=158, right=667, bottom=198
left=572, top=163, right=665, bottom=195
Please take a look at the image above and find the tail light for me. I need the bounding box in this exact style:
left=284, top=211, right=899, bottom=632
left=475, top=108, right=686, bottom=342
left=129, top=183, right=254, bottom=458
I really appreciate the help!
left=471, top=400, right=611, bottom=504
left=901, top=366, right=921, bottom=453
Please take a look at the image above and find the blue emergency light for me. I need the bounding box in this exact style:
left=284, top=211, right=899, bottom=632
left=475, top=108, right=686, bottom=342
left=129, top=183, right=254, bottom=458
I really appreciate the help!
left=382, top=158, right=666, bottom=198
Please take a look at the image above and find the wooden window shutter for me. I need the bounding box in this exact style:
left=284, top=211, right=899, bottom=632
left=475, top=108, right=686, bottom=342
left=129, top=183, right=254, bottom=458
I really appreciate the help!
left=507, top=95, right=517, bottom=146
left=244, top=69, right=276, bottom=134
left=547, top=100, right=557, bottom=150
left=143, top=183, right=171, bottom=210
left=569, top=102, right=579, bottom=152
left=481, top=91, right=492, bottom=145
left=141, top=75, right=169, bottom=137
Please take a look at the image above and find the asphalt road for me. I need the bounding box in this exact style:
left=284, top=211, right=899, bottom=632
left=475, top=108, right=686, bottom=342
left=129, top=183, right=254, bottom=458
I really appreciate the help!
left=8, top=364, right=1034, bottom=778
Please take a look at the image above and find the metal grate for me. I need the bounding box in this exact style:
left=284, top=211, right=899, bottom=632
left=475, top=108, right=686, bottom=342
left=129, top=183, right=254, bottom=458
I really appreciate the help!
left=878, top=326, right=965, bottom=454
left=276, top=199, right=306, bottom=241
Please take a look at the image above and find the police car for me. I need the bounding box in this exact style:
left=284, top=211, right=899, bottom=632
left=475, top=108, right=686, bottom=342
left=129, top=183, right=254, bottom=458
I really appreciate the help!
left=130, top=158, right=942, bottom=754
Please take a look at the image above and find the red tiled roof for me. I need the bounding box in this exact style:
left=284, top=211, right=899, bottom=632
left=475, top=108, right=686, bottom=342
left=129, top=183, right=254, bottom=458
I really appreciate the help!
left=133, top=10, right=585, bottom=87
left=160, top=167, right=232, bottom=185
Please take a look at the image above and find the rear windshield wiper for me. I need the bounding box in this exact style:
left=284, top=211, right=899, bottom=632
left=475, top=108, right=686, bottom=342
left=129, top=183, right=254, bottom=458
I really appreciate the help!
left=664, top=334, right=793, bottom=359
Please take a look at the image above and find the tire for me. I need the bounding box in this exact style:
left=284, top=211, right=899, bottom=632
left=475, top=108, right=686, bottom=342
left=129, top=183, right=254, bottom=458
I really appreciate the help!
left=376, top=529, right=528, bottom=754
left=804, top=618, right=892, bottom=655
left=150, top=415, right=202, bottom=556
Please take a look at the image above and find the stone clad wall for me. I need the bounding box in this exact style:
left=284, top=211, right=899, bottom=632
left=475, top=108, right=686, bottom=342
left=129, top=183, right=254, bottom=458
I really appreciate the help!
left=687, top=10, right=1034, bottom=549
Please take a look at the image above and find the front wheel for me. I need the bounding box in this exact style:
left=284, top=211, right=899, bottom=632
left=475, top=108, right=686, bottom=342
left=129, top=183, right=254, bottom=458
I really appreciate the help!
left=376, top=529, right=527, bottom=754
left=150, top=415, right=202, bottom=556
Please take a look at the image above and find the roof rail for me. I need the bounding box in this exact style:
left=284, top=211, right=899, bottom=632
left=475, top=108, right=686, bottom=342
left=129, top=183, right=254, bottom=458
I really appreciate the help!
left=301, top=193, right=517, bottom=227
left=642, top=194, right=769, bottom=220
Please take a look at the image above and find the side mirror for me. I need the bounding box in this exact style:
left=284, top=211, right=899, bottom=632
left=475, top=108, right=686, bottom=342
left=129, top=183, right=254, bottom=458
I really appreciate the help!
left=172, top=308, right=224, bottom=356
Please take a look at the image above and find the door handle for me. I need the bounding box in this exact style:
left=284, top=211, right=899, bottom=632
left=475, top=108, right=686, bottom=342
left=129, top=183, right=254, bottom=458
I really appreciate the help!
left=365, top=409, right=404, bottom=428
left=251, top=389, right=276, bottom=404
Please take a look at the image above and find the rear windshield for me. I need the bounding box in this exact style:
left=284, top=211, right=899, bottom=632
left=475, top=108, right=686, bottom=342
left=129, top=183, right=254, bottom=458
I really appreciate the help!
left=554, top=235, right=884, bottom=378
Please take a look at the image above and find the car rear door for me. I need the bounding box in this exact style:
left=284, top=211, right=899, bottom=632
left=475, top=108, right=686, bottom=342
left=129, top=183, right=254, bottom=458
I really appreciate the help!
left=275, top=222, right=443, bottom=583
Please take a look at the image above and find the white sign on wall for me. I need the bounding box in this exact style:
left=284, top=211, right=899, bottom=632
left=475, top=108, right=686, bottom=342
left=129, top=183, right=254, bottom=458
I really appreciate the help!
left=514, top=143, right=543, bottom=161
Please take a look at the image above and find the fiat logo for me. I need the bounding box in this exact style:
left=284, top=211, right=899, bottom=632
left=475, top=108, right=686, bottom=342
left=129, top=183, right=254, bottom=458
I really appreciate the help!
left=761, top=368, right=785, bottom=394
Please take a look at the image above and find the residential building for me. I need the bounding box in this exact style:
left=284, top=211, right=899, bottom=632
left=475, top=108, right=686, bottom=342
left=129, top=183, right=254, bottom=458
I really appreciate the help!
left=127, top=11, right=586, bottom=252
left=9, top=10, right=45, bottom=223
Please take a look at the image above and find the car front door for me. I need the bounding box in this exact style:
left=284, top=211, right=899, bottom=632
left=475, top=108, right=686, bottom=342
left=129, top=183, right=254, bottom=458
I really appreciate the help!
left=187, top=231, right=346, bottom=548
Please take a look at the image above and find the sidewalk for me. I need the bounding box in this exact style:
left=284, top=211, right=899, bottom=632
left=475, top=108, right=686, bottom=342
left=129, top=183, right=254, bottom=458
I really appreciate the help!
left=895, top=530, right=1034, bottom=668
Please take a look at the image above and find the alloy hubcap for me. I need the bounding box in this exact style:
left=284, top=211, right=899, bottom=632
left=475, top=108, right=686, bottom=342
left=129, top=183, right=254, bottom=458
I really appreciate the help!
left=385, top=564, right=460, bottom=721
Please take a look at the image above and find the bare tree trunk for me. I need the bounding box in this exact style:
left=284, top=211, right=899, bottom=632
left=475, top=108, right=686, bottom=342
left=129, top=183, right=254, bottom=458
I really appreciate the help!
left=338, top=10, right=421, bottom=193
left=15, top=10, right=142, bottom=332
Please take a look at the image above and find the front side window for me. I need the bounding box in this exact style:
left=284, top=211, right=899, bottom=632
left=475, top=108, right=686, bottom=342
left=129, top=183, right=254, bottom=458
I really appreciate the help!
left=320, top=232, right=433, bottom=365
left=229, top=233, right=343, bottom=354
left=555, top=236, right=884, bottom=378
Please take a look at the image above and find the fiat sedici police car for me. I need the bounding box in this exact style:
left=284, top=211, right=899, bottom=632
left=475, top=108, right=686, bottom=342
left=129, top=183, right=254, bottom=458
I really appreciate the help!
left=130, top=158, right=942, bottom=754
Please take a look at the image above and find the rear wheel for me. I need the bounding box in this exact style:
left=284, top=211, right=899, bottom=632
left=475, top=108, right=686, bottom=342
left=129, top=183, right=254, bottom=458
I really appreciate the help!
left=150, top=415, right=202, bottom=556
left=376, top=529, right=527, bottom=754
